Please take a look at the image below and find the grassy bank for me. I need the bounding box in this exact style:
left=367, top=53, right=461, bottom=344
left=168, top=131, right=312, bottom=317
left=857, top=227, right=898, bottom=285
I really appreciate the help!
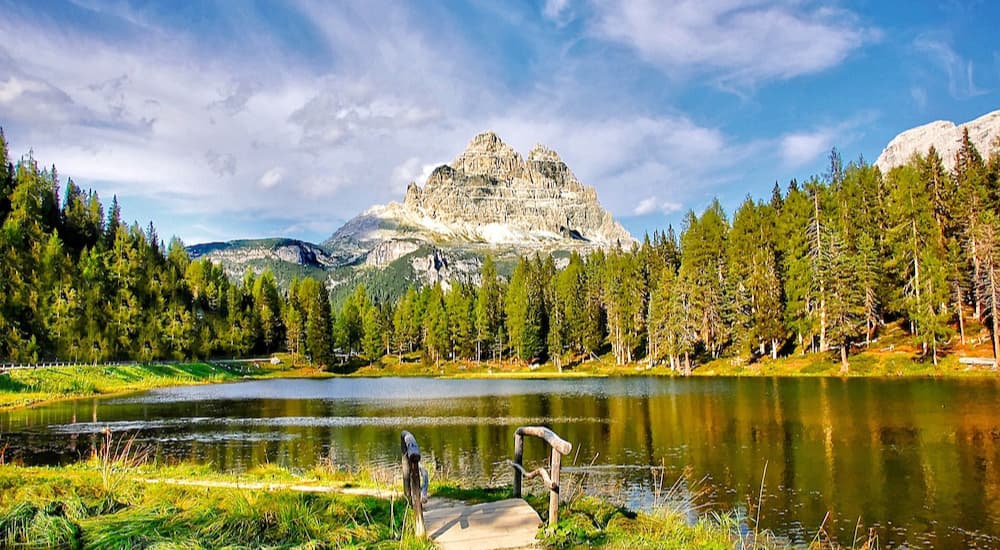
left=346, top=347, right=997, bottom=380
left=0, top=462, right=426, bottom=549
left=345, top=322, right=999, bottom=379
left=0, top=459, right=866, bottom=549
left=0, top=356, right=332, bottom=411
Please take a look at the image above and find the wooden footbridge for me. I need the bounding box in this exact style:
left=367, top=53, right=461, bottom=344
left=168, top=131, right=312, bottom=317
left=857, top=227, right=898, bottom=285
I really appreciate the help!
left=401, top=426, right=572, bottom=550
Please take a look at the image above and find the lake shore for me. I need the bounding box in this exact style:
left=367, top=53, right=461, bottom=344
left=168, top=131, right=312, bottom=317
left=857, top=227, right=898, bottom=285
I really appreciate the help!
left=0, top=359, right=334, bottom=412
left=0, top=460, right=808, bottom=549
left=3, top=345, right=998, bottom=412
left=344, top=346, right=1000, bottom=379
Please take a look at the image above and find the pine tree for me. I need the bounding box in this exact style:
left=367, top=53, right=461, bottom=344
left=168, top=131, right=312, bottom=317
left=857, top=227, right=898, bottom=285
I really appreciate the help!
left=824, top=228, right=866, bottom=373
left=393, top=286, right=419, bottom=356
left=423, top=284, right=448, bottom=364
left=678, top=201, right=729, bottom=358
left=885, top=164, right=951, bottom=363
left=505, top=259, right=529, bottom=361
left=581, top=250, right=606, bottom=357
left=648, top=266, right=675, bottom=367
left=361, top=298, right=385, bottom=363
left=445, top=284, right=475, bottom=360
left=975, top=212, right=1000, bottom=369
left=777, top=182, right=813, bottom=353
left=304, top=279, right=332, bottom=365
left=475, top=257, right=504, bottom=362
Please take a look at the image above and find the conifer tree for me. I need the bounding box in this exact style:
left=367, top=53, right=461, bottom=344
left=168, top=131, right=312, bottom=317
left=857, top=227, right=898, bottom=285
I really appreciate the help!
left=361, top=299, right=385, bottom=363
left=824, top=228, right=866, bottom=373
left=474, top=256, right=504, bottom=361
left=975, top=212, right=1000, bottom=369
left=423, top=284, right=448, bottom=364
left=678, top=201, right=729, bottom=358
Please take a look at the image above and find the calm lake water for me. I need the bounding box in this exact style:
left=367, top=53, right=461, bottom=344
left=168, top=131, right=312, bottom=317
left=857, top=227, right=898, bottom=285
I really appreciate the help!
left=2, top=376, right=999, bottom=548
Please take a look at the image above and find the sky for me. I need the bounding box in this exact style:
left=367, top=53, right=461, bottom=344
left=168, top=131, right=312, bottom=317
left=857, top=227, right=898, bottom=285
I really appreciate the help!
left=0, top=0, right=998, bottom=245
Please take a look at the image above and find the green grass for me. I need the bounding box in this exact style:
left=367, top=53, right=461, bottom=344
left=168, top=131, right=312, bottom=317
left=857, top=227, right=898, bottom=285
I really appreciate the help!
left=0, top=359, right=333, bottom=411
left=0, top=459, right=881, bottom=550
left=0, top=464, right=431, bottom=549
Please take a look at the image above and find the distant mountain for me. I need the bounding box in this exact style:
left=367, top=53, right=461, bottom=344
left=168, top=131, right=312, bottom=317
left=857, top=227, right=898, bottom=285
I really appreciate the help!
left=189, top=132, right=633, bottom=298
left=187, top=238, right=334, bottom=285
left=875, top=109, right=1000, bottom=173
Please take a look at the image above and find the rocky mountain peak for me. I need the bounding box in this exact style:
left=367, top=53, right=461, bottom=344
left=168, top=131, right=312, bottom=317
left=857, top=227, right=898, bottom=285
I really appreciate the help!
left=875, top=110, right=1000, bottom=173
left=527, top=143, right=563, bottom=163
left=332, top=130, right=634, bottom=253
left=450, top=131, right=526, bottom=180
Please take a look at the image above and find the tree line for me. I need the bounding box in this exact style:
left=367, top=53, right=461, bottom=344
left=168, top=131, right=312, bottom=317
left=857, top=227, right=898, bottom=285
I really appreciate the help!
left=2, top=127, right=1000, bottom=372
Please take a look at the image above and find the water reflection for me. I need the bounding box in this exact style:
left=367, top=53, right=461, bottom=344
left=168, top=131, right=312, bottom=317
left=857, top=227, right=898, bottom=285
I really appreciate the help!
left=2, top=377, right=999, bottom=548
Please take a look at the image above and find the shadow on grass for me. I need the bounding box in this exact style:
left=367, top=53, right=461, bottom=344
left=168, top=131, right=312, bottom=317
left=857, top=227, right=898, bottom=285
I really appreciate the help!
left=0, top=374, right=28, bottom=393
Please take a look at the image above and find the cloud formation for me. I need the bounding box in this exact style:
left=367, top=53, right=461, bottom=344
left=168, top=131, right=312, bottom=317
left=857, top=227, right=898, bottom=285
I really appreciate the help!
left=914, top=35, right=988, bottom=99
left=0, top=0, right=914, bottom=244
left=590, top=0, right=875, bottom=87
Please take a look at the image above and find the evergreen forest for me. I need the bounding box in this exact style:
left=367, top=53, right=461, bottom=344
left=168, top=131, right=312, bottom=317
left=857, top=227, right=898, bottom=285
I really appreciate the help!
left=3, top=126, right=1000, bottom=373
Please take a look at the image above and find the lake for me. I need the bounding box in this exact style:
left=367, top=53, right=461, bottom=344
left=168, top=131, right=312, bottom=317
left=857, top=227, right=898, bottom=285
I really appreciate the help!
left=2, top=376, right=998, bottom=548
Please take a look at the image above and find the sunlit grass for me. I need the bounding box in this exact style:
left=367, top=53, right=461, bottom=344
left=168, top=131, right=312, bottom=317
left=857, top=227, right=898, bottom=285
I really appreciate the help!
left=0, top=359, right=337, bottom=411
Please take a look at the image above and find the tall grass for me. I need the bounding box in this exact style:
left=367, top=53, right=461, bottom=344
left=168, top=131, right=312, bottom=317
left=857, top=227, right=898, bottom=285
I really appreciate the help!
left=0, top=465, right=433, bottom=549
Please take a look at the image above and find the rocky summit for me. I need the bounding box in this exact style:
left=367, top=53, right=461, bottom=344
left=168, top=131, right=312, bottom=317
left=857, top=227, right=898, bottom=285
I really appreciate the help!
left=875, top=109, right=1000, bottom=173
left=190, top=131, right=634, bottom=297
left=326, top=131, right=633, bottom=255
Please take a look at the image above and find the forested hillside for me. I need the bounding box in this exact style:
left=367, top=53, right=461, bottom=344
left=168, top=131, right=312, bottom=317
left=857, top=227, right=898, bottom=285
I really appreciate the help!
left=2, top=126, right=1000, bottom=372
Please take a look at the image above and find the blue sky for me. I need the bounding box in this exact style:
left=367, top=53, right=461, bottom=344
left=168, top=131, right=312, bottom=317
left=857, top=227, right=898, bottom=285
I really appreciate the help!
left=0, top=0, right=998, bottom=245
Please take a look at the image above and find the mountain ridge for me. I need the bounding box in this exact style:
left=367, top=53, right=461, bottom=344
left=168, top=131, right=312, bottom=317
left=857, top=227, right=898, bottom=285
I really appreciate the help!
left=190, top=131, right=633, bottom=295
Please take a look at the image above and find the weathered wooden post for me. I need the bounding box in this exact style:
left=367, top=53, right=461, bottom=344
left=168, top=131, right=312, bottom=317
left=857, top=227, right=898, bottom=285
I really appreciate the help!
left=400, top=430, right=425, bottom=538
left=513, top=429, right=525, bottom=498
left=510, top=426, right=572, bottom=529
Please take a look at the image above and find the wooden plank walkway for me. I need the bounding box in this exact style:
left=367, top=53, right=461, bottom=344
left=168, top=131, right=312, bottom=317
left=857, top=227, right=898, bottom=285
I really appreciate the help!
left=424, top=497, right=541, bottom=550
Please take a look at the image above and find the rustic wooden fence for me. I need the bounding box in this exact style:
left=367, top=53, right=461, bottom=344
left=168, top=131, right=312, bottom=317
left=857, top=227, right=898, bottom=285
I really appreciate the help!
left=510, top=426, right=573, bottom=528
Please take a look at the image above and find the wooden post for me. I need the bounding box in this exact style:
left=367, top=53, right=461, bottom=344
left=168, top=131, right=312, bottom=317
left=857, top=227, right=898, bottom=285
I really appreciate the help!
left=549, top=447, right=561, bottom=527
left=513, top=431, right=524, bottom=498
left=400, top=430, right=425, bottom=538
left=409, top=460, right=425, bottom=537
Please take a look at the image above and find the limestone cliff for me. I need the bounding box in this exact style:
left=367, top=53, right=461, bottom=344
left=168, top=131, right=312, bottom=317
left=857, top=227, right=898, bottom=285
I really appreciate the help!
left=325, top=131, right=634, bottom=262
left=875, top=110, right=1000, bottom=173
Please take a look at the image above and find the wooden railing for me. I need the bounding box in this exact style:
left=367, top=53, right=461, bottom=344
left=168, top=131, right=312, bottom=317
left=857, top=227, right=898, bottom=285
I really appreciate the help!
left=510, top=426, right=573, bottom=528
left=400, top=430, right=429, bottom=537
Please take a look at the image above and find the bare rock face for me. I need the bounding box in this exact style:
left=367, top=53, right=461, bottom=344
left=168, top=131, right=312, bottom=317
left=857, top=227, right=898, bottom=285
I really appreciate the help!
left=187, top=238, right=336, bottom=280
left=875, top=110, right=1000, bottom=173
left=384, top=131, right=632, bottom=247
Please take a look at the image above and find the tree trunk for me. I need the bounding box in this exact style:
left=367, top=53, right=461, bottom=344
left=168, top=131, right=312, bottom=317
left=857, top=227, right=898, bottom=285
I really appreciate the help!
left=957, top=297, right=966, bottom=345
left=972, top=232, right=983, bottom=318
left=684, top=352, right=691, bottom=376
left=992, top=265, right=1000, bottom=371
left=839, top=344, right=848, bottom=375
left=771, top=339, right=778, bottom=360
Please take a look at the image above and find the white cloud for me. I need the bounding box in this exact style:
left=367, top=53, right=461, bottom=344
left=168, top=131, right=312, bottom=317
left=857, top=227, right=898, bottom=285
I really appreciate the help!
left=913, top=36, right=987, bottom=99
left=591, top=0, right=874, bottom=86
left=634, top=197, right=658, bottom=215
left=392, top=157, right=441, bottom=191
left=0, top=76, right=48, bottom=103
left=634, top=197, right=683, bottom=216
left=0, top=2, right=781, bottom=244
left=257, top=167, right=283, bottom=189
left=780, top=130, right=834, bottom=167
